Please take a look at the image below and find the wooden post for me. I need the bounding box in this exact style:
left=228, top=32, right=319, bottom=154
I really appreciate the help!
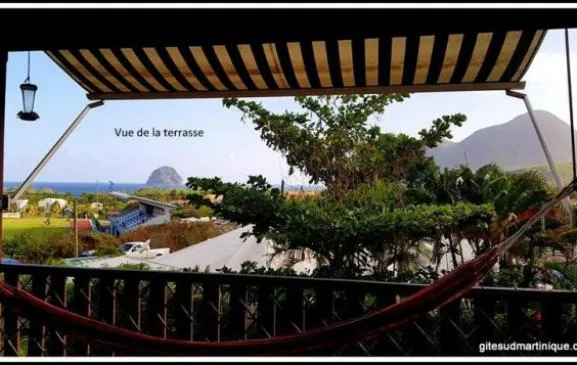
left=74, top=199, right=79, bottom=257
left=0, top=50, right=7, bottom=260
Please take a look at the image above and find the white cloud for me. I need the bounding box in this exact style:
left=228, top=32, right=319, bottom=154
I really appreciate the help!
left=229, top=152, right=236, bottom=160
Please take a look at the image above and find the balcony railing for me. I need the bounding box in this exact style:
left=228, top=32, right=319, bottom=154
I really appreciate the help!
left=0, top=263, right=576, bottom=356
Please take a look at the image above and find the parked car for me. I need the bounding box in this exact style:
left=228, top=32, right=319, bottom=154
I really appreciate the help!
left=119, top=240, right=170, bottom=258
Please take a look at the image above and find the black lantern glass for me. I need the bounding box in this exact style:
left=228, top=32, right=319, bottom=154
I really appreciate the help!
left=17, top=82, right=39, bottom=121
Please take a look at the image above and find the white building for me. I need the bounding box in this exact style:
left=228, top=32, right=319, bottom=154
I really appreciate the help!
left=37, top=198, right=68, bottom=211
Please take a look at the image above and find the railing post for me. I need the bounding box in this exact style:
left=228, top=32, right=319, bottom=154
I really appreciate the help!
left=541, top=299, right=564, bottom=345
left=2, top=271, right=19, bottom=356
left=68, top=275, right=91, bottom=356
left=119, top=279, right=141, bottom=334
left=199, top=282, right=220, bottom=341
left=309, top=286, right=334, bottom=355
left=46, top=274, right=67, bottom=356
left=439, top=301, right=461, bottom=355
left=473, top=297, right=496, bottom=351
left=228, top=283, right=248, bottom=340
left=93, top=277, right=115, bottom=356
left=507, top=298, right=526, bottom=347
left=256, top=285, right=275, bottom=339
left=372, top=291, right=399, bottom=355
left=147, top=280, right=167, bottom=339
left=27, top=274, right=48, bottom=356
left=342, top=288, right=367, bottom=355
left=174, top=280, right=193, bottom=341
left=278, top=285, right=304, bottom=336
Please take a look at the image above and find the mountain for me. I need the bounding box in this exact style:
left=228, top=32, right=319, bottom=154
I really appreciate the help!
left=145, top=166, right=183, bottom=186
left=427, top=111, right=577, bottom=171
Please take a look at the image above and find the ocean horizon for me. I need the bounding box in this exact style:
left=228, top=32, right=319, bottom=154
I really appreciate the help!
left=3, top=181, right=324, bottom=196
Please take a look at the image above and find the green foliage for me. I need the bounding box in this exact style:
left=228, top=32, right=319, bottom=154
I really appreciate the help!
left=5, top=229, right=71, bottom=264
left=188, top=175, right=493, bottom=276
left=57, top=231, right=121, bottom=251
left=119, top=221, right=236, bottom=252
left=5, top=229, right=121, bottom=264
left=187, top=176, right=285, bottom=239
left=176, top=94, right=569, bottom=286
left=44, top=258, right=68, bottom=266
left=94, top=245, right=123, bottom=257
left=223, top=95, right=466, bottom=199
left=481, top=268, right=526, bottom=288
left=121, top=201, right=141, bottom=212
left=217, top=261, right=303, bottom=277
left=173, top=205, right=214, bottom=219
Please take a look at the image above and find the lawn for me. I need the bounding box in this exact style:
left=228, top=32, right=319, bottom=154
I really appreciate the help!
left=3, top=217, right=70, bottom=241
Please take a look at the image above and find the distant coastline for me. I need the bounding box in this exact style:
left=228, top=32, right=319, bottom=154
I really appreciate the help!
left=2, top=181, right=324, bottom=196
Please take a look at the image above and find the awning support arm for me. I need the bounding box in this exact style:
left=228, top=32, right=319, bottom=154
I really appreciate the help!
left=565, top=28, right=576, bottom=181
left=506, top=90, right=574, bottom=223
left=11, top=100, right=104, bottom=203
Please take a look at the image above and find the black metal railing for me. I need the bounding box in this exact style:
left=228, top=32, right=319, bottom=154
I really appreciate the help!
left=0, top=263, right=576, bottom=356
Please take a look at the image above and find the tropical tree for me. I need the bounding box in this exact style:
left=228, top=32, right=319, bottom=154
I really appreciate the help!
left=223, top=95, right=465, bottom=201
left=182, top=95, right=475, bottom=276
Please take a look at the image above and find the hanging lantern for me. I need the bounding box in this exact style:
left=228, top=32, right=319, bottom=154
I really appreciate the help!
left=17, top=51, right=39, bottom=122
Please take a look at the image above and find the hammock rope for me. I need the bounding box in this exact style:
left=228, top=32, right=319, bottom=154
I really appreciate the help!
left=1, top=178, right=576, bottom=355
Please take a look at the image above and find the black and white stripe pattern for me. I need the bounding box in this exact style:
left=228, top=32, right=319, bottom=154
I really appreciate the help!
left=45, top=29, right=546, bottom=100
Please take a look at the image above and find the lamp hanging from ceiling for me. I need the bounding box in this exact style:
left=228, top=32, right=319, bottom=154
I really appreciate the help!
left=17, top=51, right=39, bottom=122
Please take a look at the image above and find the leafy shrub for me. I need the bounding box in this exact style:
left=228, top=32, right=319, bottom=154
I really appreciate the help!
left=119, top=221, right=236, bottom=252
left=121, top=201, right=141, bottom=212
left=173, top=205, right=214, bottom=219
left=62, top=230, right=120, bottom=249
left=5, top=229, right=121, bottom=264
left=94, top=245, right=123, bottom=257
left=6, top=229, right=70, bottom=264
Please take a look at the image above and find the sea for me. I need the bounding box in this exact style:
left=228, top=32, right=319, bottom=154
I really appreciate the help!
left=4, top=181, right=147, bottom=196
left=3, top=181, right=324, bottom=196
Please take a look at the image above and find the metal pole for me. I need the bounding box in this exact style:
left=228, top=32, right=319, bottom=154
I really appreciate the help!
left=565, top=28, right=576, bottom=228
left=0, top=50, right=7, bottom=261
left=506, top=90, right=574, bottom=221
left=74, top=199, right=78, bottom=257
left=11, top=100, right=104, bottom=202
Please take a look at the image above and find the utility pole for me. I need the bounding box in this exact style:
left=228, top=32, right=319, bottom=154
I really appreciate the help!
left=74, top=199, right=79, bottom=257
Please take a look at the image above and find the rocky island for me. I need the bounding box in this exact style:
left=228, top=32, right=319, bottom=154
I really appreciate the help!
left=145, top=166, right=184, bottom=187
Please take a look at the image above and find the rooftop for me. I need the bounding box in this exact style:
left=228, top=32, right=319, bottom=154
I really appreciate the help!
left=108, top=191, right=177, bottom=210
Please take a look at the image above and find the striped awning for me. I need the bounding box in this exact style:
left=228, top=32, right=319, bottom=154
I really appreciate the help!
left=45, top=29, right=546, bottom=100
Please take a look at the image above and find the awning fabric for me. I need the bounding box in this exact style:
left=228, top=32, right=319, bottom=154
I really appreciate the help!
left=45, top=29, right=546, bottom=100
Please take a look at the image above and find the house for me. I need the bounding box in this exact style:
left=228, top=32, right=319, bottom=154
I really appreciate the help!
left=37, top=198, right=68, bottom=211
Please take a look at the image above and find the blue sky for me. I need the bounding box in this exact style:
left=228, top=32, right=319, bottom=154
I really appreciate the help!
left=4, top=29, right=577, bottom=185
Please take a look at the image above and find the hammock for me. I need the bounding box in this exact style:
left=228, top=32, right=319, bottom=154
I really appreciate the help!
left=1, top=179, right=576, bottom=356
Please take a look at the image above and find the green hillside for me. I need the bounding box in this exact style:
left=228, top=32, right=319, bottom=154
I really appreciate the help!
left=511, top=162, right=576, bottom=186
